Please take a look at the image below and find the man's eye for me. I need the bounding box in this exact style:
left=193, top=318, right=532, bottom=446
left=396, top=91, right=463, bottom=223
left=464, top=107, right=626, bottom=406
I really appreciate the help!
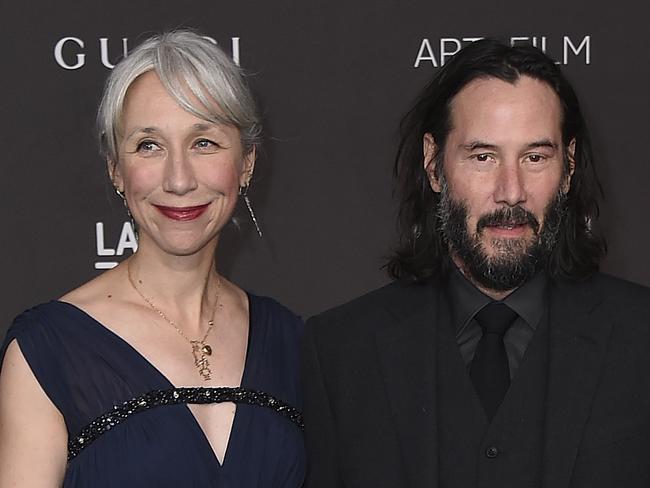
left=136, top=140, right=160, bottom=152
left=527, top=154, right=546, bottom=163
left=474, top=153, right=493, bottom=162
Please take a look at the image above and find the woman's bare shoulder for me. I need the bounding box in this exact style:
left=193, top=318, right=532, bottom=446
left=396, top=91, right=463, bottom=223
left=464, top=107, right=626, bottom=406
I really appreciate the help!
left=0, top=337, right=68, bottom=485
left=60, top=263, right=128, bottom=314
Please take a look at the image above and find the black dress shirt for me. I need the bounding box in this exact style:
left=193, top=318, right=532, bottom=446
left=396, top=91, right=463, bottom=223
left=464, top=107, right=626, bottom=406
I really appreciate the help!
left=447, top=266, right=547, bottom=379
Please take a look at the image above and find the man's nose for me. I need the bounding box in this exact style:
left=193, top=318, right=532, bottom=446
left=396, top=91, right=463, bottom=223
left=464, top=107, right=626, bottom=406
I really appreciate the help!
left=493, top=162, right=526, bottom=206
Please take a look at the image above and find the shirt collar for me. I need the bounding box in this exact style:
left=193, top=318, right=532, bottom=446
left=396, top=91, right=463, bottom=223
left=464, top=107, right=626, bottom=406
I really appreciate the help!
left=502, top=271, right=547, bottom=330
left=447, top=264, right=547, bottom=335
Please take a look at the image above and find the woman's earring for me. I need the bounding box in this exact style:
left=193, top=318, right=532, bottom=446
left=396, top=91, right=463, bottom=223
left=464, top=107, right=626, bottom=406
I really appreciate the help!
left=240, top=185, right=262, bottom=238
left=115, top=187, right=138, bottom=240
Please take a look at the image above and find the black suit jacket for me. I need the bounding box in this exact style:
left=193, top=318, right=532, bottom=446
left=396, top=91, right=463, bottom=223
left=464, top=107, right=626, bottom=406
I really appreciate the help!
left=302, top=273, right=650, bottom=488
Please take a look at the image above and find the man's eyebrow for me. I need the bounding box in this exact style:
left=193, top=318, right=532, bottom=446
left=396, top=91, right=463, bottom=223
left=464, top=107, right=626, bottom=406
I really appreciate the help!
left=461, top=141, right=498, bottom=151
left=525, top=139, right=558, bottom=150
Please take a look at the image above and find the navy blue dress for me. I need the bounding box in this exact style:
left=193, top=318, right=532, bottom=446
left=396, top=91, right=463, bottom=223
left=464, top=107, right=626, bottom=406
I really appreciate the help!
left=0, top=294, right=305, bottom=487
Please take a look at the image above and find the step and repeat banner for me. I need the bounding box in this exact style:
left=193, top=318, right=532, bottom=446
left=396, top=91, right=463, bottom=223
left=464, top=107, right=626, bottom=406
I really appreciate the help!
left=1, top=0, right=648, bottom=337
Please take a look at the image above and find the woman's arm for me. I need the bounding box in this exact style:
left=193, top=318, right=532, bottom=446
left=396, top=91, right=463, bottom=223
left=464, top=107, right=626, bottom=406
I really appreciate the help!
left=0, top=341, right=67, bottom=487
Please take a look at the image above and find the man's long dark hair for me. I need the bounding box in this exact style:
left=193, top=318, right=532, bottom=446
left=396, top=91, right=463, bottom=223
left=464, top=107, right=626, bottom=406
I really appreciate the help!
left=386, top=39, right=606, bottom=283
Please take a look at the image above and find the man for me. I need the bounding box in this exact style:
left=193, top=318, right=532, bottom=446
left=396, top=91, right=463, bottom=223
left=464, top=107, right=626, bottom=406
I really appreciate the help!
left=302, top=39, right=650, bottom=488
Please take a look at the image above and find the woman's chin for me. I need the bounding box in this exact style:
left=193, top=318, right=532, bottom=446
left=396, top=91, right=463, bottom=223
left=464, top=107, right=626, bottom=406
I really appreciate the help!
left=138, top=232, right=218, bottom=258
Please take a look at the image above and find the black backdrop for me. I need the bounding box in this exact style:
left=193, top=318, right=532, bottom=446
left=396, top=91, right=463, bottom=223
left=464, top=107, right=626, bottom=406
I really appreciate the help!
left=1, top=0, right=649, bottom=339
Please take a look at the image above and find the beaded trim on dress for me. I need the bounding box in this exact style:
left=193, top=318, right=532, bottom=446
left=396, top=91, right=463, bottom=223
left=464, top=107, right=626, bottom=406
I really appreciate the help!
left=67, top=387, right=304, bottom=460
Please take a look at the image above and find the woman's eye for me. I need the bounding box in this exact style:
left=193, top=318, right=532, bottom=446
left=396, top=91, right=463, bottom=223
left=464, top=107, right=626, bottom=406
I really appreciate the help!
left=195, top=139, right=218, bottom=150
left=136, top=140, right=160, bottom=152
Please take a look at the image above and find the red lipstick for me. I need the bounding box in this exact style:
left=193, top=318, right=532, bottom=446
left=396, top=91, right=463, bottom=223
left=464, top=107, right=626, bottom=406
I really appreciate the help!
left=154, top=204, right=209, bottom=221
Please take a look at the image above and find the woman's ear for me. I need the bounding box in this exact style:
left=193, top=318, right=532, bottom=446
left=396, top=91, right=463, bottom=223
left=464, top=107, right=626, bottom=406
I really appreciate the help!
left=107, top=159, right=123, bottom=192
left=423, top=133, right=442, bottom=193
left=239, top=148, right=256, bottom=188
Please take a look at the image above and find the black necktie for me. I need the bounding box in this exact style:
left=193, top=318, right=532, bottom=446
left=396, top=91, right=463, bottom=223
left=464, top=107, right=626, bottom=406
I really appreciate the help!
left=470, top=302, right=518, bottom=421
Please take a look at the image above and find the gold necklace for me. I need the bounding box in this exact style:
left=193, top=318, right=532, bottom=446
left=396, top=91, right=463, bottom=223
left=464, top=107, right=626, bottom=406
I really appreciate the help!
left=127, top=261, right=221, bottom=382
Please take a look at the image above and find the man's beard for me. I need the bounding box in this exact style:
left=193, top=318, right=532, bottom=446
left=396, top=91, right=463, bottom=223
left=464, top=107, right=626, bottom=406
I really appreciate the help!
left=436, top=180, right=567, bottom=291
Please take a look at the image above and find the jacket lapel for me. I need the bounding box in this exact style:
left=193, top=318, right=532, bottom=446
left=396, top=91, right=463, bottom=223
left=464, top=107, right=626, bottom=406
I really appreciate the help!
left=374, top=284, right=440, bottom=488
left=542, top=279, right=614, bottom=488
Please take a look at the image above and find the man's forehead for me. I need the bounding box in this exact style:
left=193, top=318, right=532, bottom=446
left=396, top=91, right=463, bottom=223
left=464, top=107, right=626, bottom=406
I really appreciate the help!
left=447, top=75, right=563, bottom=145
left=459, top=139, right=559, bottom=151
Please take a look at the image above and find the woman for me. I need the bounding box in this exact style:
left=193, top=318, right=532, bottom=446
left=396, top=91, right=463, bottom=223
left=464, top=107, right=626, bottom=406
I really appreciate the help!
left=0, top=30, right=304, bottom=487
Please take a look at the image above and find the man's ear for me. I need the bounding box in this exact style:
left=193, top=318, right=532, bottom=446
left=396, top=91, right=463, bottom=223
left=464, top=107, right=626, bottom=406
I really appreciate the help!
left=423, top=133, right=442, bottom=192
left=562, top=139, right=576, bottom=194
left=107, top=159, right=124, bottom=192
left=239, top=147, right=257, bottom=188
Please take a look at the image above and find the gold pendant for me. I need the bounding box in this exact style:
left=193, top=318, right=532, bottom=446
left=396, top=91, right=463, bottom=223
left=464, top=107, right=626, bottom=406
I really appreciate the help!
left=191, top=341, right=212, bottom=381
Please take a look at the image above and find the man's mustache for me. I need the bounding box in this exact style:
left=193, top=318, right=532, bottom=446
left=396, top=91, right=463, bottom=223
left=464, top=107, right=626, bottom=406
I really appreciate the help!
left=477, top=206, right=540, bottom=234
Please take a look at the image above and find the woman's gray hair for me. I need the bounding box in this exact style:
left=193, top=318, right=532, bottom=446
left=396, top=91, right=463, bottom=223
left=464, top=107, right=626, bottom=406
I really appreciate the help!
left=97, top=30, right=261, bottom=164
